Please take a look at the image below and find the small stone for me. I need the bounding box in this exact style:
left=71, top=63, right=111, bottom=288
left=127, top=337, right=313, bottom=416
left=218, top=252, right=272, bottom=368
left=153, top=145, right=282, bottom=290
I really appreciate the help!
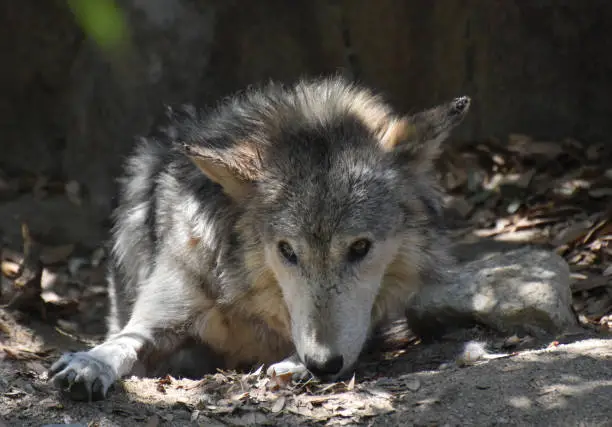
left=405, top=379, right=421, bottom=392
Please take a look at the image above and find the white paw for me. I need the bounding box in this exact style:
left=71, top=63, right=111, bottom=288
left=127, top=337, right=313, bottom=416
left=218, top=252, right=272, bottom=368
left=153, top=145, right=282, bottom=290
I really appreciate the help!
left=48, top=352, right=117, bottom=401
left=267, top=357, right=310, bottom=380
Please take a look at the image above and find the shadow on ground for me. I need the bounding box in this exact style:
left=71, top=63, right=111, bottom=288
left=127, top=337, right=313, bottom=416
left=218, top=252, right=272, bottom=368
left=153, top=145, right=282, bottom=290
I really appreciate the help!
left=1, top=302, right=611, bottom=426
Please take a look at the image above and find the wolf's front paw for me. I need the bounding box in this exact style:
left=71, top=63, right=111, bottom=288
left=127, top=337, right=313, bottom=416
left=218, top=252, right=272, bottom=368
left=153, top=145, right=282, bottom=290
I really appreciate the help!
left=267, top=356, right=310, bottom=380
left=48, top=352, right=116, bottom=401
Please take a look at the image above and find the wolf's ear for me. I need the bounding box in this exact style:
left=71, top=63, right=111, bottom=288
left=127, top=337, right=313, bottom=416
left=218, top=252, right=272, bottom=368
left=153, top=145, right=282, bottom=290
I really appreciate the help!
left=180, top=142, right=262, bottom=201
left=379, top=96, right=470, bottom=170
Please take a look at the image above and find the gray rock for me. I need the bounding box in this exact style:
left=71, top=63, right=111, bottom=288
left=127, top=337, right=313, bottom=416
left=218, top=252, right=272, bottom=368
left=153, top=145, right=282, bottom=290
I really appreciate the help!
left=406, top=247, right=577, bottom=338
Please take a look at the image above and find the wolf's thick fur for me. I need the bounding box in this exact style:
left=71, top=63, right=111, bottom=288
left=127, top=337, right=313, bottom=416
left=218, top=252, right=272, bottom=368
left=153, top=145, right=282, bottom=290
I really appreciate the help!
left=49, top=76, right=470, bottom=401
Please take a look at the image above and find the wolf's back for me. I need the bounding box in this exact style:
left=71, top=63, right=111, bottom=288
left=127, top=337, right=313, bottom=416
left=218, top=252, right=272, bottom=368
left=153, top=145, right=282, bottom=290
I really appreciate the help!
left=106, top=137, right=171, bottom=335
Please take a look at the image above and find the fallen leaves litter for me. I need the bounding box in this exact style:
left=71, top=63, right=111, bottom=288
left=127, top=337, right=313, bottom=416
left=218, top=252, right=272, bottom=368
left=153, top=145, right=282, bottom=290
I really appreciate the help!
left=0, top=345, right=46, bottom=361
left=439, top=134, right=612, bottom=329
left=132, top=367, right=397, bottom=425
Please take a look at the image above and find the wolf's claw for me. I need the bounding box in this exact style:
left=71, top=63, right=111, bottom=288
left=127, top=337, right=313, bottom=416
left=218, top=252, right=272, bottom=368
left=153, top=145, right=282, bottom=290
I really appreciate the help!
left=48, top=352, right=116, bottom=401
left=267, top=356, right=310, bottom=380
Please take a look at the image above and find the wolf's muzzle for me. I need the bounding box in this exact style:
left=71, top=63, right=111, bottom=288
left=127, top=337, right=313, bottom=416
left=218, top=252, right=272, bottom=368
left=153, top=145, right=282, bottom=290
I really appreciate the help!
left=304, top=353, right=344, bottom=378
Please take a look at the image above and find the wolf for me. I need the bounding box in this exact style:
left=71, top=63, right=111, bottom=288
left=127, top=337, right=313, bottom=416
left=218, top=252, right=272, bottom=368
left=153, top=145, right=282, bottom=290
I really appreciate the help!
left=48, top=75, right=470, bottom=401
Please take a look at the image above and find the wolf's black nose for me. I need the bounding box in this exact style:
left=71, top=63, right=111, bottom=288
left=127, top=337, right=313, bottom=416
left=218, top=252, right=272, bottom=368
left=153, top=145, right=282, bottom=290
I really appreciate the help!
left=451, top=96, right=471, bottom=114
left=304, top=354, right=344, bottom=377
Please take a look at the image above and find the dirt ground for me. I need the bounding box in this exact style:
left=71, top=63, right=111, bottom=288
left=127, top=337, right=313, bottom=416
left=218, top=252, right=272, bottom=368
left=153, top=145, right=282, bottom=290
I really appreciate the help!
left=0, top=303, right=610, bottom=427
left=1, top=134, right=611, bottom=426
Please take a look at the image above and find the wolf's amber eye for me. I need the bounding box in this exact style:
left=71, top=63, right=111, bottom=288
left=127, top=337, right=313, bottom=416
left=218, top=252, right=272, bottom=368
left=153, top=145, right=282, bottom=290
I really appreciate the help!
left=348, top=239, right=372, bottom=263
left=278, top=241, right=298, bottom=265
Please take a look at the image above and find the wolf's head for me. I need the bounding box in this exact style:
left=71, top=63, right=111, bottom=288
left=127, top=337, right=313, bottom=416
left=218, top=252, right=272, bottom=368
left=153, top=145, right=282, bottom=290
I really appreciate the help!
left=180, top=78, right=470, bottom=380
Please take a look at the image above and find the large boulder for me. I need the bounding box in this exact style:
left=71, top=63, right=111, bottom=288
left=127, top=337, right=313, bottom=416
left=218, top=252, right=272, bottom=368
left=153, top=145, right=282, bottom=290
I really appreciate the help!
left=406, top=247, right=577, bottom=338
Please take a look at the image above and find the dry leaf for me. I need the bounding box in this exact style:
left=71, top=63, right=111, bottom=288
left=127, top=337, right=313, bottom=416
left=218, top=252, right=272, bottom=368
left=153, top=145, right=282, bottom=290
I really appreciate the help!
left=1, top=259, right=20, bottom=278
left=4, top=389, right=27, bottom=399
left=39, top=397, right=64, bottom=410
left=599, top=315, right=611, bottom=329
left=588, top=188, right=612, bottom=198
left=248, top=364, right=264, bottom=377
left=508, top=138, right=563, bottom=159
left=267, top=370, right=293, bottom=390
left=0, top=321, right=10, bottom=336
left=346, top=373, right=356, bottom=391
left=493, top=229, right=547, bottom=243
left=158, top=375, right=173, bottom=385
left=302, top=395, right=331, bottom=405
left=1, top=346, right=44, bottom=361
left=585, top=296, right=612, bottom=318
left=507, top=133, right=533, bottom=148
left=570, top=275, right=609, bottom=293
left=270, top=396, right=286, bottom=413
left=552, top=221, right=592, bottom=246
left=231, top=392, right=249, bottom=402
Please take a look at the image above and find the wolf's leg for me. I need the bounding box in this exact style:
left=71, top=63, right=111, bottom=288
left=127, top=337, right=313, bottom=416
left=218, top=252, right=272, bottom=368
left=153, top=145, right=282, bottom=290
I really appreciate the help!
left=267, top=353, right=309, bottom=380
left=48, top=264, right=196, bottom=401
